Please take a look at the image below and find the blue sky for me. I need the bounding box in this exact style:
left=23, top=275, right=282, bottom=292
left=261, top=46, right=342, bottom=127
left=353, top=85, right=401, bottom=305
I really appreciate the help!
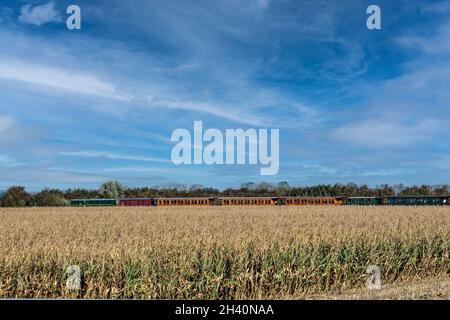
left=0, top=0, right=449, bottom=190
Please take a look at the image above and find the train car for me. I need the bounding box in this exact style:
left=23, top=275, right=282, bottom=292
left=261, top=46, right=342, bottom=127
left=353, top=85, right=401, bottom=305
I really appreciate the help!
left=383, top=196, right=447, bottom=206
left=344, top=197, right=382, bottom=206
left=279, top=197, right=344, bottom=205
left=153, top=197, right=214, bottom=206
left=217, top=197, right=277, bottom=206
left=119, top=198, right=153, bottom=206
left=70, top=199, right=117, bottom=206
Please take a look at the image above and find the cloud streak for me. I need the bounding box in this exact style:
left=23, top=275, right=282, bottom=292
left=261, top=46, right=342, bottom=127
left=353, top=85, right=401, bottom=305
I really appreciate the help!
left=0, top=59, right=125, bottom=100
left=18, top=2, right=61, bottom=26
left=60, top=151, right=171, bottom=163
left=333, top=118, right=440, bottom=147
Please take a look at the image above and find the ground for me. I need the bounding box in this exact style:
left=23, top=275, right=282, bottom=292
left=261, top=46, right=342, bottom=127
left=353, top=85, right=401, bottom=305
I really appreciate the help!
left=0, top=206, right=449, bottom=299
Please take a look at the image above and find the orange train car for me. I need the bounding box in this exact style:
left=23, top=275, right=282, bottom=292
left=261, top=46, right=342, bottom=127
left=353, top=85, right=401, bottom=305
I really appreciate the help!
left=217, top=197, right=278, bottom=206
left=280, top=197, right=344, bottom=206
left=153, top=197, right=214, bottom=206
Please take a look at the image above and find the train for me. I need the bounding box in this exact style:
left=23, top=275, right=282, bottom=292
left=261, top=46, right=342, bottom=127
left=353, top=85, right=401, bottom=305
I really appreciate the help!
left=70, top=196, right=450, bottom=207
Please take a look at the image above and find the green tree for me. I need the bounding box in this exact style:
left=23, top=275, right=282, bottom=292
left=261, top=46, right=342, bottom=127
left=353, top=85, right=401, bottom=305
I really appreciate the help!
left=0, top=186, right=32, bottom=207
left=34, top=189, right=70, bottom=207
left=276, top=181, right=290, bottom=195
left=99, top=181, right=125, bottom=199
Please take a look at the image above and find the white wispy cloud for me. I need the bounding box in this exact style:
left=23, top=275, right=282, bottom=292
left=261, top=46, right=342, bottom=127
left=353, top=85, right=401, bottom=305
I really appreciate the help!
left=18, top=2, right=62, bottom=26
left=60, top=151, right=171, bottom=163
left=256, top=0, right=271, bottom=10
left=0, top=167, right=110, bottom=186
left=100, top=166, right=185, bottom=174
left=0, top=154, right=23, bottom=167
left=396, top=23, right=450, bottom=54
left=333, top=118, right=439, bottom=147
left=420, top=1, right=450, bottom=14
left=0, top=115, right=14, bottom=134
left=0, top=57, right=278, bottom=126
left=0, top=59, right=125, bottom=100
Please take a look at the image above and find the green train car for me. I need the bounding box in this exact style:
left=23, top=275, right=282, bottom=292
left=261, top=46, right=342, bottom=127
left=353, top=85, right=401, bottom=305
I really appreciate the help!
left=71, top=199, right=117, bottom=206
left=384, top=197, right=447, bottom=206
left=344, top=197, right=382, bottom=206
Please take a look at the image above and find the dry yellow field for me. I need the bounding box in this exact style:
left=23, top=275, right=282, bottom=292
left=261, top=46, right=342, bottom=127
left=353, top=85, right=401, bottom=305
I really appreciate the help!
left=0, top=206, right=449, bottom=299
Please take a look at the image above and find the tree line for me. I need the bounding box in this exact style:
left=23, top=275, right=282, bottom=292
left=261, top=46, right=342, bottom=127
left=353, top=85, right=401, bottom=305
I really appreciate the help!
left=0, top=181, right=449, bottom=207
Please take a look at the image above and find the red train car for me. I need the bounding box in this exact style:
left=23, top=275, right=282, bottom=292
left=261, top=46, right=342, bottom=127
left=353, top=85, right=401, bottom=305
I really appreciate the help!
left=119, top=198, right=153, bottom=206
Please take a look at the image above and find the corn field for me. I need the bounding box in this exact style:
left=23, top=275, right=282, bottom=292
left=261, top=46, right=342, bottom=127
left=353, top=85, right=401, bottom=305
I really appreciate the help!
left=0, top=206, right=449, bottom=299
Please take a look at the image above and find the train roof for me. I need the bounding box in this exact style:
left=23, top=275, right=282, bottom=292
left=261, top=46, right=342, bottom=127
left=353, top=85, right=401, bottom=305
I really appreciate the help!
left=218, top=196, right=277, bottom=199
left=71, top=198, right=117, bottom=201
left=280, top=196, right=345, bottom=199
left=154, top=197, right=215, bottom=200
left=346, top=197, right=382, bottom=199
left=386, top=196, right=448, bottom=198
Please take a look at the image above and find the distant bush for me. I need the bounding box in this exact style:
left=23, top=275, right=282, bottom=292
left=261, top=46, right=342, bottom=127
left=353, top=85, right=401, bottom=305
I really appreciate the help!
left=33, top=189, right=70, bottom=207
left=0, top=186, right=32, bottom=207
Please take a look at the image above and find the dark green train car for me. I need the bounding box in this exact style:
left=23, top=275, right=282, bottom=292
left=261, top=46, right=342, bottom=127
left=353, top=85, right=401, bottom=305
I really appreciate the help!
left=344, top=197, right=382, bottom=206
left=70, top=199, right=117, bottom=207
left=384, top=197, right=447, bottom=206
